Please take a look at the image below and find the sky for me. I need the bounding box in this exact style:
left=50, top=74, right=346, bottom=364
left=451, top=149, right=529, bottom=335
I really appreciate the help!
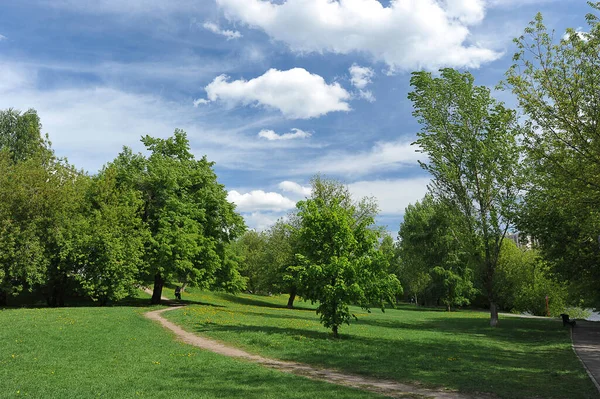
left=0, top=0, right=590, bottom=233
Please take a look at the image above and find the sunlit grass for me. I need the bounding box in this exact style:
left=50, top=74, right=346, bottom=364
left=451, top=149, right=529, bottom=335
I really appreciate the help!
left=0, top=298, right=384, bottom=399
left=164, top=289, right=599, bottom=399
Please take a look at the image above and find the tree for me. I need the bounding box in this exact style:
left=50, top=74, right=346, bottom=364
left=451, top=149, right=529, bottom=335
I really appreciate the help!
left=504, top=5, right=600, bottom=307
left=0, top=111, right=87, bottom=306
left=495, top=240, right=568, bottom=316
left=397, top=195, right=476, bottom=310
left=69, top=165, right=148, bottom=305
left=112, top=130, right=245, bottom=304
left=296, top=177, right=401, bottom=337
left=234, top=230, right=269, bottom=294
left=409, top=69, right=524, bottom=326
left=0, top=108, right=48, bottom=162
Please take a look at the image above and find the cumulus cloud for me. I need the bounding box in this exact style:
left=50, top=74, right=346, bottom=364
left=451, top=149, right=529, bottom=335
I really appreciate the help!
left=278, top=181, right=312, bottom=196
left=196, top=68, right=350, bottom=119
left=202, top=22, right=242, bottom=40
left=216, top=0, right=500, bottom=71
left=227, top=190, right=296, bottom=212
left=301, top=140, right=421, bottom=176
left=349, top=64, right=375, bottom=102
left=258, top=128, right=311, bottom=141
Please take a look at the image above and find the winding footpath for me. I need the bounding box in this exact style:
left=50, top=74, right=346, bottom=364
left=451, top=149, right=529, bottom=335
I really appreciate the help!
left=144, top=304, right=483, bottom=399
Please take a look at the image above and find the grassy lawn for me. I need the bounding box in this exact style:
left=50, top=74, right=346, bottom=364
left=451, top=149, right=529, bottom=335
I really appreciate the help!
left=163, top=289, right=600, bottom=399
left=0, top=299, right=385, bottom=399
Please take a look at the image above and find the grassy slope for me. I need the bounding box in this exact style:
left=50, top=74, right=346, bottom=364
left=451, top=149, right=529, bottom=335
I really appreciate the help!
left=0, top=300, right=384, bottom=399
left=163, top=289, right=600, bottom=399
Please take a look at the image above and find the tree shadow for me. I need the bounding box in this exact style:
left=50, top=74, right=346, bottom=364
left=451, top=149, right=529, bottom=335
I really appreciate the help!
left=216, top=293, right=314, bottom=311
left=188, top=321, right=591, bottom=399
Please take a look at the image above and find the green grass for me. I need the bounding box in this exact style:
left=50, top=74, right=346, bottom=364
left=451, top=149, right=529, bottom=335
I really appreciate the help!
left=0, top=300, right=385, bottom=399
left=163, top=289, right=600, bottom=399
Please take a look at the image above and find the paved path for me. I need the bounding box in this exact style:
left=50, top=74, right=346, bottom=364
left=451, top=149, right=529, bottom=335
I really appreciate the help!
left=144, top=306, right=488, bottom=399
left=572, top=321, right=600, bottom=393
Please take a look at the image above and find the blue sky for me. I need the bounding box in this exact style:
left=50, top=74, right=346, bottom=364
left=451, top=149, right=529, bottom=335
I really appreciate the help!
left=0, top=0, right=589, bottom=232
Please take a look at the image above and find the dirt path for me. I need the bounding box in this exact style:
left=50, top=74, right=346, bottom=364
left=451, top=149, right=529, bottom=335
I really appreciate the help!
left=144, top=306, right=485, bottom=399
left=572, top=321, right=600, bottom=394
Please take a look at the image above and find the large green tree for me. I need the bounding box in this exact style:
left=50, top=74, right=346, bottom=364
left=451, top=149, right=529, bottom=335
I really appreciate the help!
left=113, top=130, right=245, bottom=304
left=409, top=69, right=524, bottom=326
left=397, top=195, right=476, bottom=310
left=296, top=177, right=401, bottom=337
left=504, top=5, right=600, bottom=307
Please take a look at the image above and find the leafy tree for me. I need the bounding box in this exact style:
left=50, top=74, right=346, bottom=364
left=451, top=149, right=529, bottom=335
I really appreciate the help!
left=69, top=165, right=148, bottom=305
left=495, top=240, right=568, bottom=316
left=296, top=177, right=401, bottom=337
left=113, top=130, right=245, bottom=304
left=0, top=108, right=47, bottom=162
left=397, top=195, right=476, bottom=310
left=504, top=5, right=600, bottom=307
left=234, top=230, right=269, bottom=294
left=409, top=69, right=524, bottom=326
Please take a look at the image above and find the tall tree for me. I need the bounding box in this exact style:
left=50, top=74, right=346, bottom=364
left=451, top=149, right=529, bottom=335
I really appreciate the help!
left=296, top=177, right=401, bottom=337
left=69, top=165, right=148, bottom=305
left=409, top=69, right=523, bottom=326
left=504, top=5, right=600, bottom=307
left=398, top=195, right=476, bottom=310
left=113, top=130, right=245, bottom=304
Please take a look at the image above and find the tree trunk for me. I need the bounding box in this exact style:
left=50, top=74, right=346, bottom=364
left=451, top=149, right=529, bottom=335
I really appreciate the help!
left=181, top=282, right=188, bottom=292
left=151, top=274, right=164, bottom=305
left=490, top=302, right=499, bottom=327
left=447, top=304, right=451, bottom=312
left=332, top=325, right=339, bottom=339
left=286, top=287, right=297, bottom=309
left=0, top=289, right=7, bottom=306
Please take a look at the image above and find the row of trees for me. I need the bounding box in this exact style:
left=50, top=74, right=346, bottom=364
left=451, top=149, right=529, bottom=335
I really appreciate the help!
left=0, top=111, right=400, bottom=336
left=0, top=110, right=245, bottom=307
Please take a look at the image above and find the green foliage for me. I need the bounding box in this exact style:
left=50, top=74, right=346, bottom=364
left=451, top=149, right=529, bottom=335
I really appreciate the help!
left=296, top=177, right=401, bottom=337
left=397, top=195, right=476, bottom=309
left=495, top=240, right=567, bottom=316
left=504, top=6, right=600, bottom=308
left=409, top=68, right=524, bottom=325
left=0, top=108, right=48, bottom=162
left=68, top=165, right=148, bottom=304
left=112, top=130, right=246, bottom=303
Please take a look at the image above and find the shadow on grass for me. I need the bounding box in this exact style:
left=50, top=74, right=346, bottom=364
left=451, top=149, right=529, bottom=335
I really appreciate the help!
left=189, top=321, right=592, bottom=399
left=216, top=293, right=315, bottom=312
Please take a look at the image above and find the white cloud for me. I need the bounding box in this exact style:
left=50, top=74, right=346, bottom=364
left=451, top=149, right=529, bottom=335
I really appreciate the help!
left=0, top=35, right=6, bottom=41
left=349, top=64, right=374, bottom=90
left=349, top=64, right=375, bottom=102
left=258, top=128, right=311, bottom=141
left=348, top=177, right=430, bottom=216
left=243, top=212, right=283, bottom=231
left=227, top=190, right=296, bottom=212
left=216, top=0, right=500, bottom=71
left=300, top=140, right=421, bottom=176
left=202, top=22, right=242, bottom=40
left=278, top=181, right=312, bottom=196
left=196, top=68, right=351, bottom=119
